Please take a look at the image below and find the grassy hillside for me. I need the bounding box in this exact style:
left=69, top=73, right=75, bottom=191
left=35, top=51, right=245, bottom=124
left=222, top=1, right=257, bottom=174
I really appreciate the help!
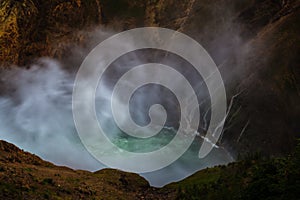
left=0, top=140, right=156, bottom=200
left=0, top=140, right=299, bottom=199
left=169, top=143, right=300, bottom=200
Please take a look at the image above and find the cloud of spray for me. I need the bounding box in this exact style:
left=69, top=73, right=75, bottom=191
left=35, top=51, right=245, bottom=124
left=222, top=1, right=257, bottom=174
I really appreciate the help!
left=0, top=2, right=255, bottom=184
left=0, top=51, right=234, bottom=188
left=0, top=59, right=102, bottom=171
left=0, top=54, right=234, bottom=187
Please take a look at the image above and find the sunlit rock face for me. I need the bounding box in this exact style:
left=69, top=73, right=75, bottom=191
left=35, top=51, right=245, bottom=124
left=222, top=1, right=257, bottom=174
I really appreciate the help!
left=0, top=0, right=102, bottom=66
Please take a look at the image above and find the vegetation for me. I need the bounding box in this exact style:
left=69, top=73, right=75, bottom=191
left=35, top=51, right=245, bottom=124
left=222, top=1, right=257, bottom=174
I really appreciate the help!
left=0, top=140, right=299, bottom=199
left=171, top=140, right=300, bottom=199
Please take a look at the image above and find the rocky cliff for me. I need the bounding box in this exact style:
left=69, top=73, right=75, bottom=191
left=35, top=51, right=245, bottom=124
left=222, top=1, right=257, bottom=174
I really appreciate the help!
left=102, top=0, right=300, bottom=157
left=0, top=0, right=102, bottom=66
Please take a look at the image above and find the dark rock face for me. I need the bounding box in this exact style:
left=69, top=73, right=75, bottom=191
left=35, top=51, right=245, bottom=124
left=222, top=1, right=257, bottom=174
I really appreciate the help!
left=227, top=8, right=300, bottom=156
left=99, top=0, right=300, bottom=156
left=0, top=0, right=299, bottom=157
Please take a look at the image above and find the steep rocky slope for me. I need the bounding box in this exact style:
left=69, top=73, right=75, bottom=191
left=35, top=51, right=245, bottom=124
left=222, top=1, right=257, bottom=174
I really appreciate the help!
left=0, top=140, right=170, bottom=199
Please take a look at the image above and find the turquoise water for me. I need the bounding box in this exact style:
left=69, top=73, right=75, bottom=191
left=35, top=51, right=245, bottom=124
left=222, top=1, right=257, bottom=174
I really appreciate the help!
left=112, top=127, right=177, bottom=153
left=109, top=127, right=234, bottom=187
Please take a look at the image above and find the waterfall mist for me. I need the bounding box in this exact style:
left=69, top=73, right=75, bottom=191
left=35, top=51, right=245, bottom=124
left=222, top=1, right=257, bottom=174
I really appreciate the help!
left=0, top=52, right=234, bottom=187
left=0, top=20, right=250, bottom=186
